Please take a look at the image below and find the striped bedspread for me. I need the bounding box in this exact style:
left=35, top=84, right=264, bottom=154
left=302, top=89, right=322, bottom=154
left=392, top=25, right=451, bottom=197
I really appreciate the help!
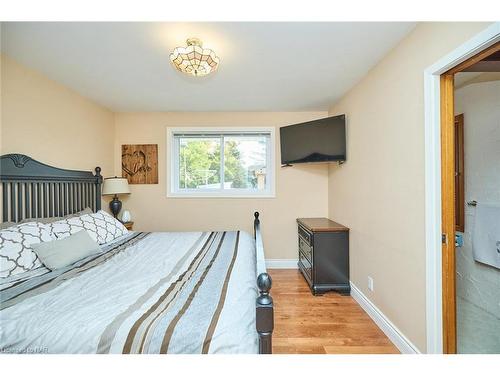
left=0, top=231, right=259, bottom=354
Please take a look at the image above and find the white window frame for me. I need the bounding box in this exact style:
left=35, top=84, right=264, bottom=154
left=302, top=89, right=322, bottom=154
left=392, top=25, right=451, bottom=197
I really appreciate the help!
left=167, top=127, right=276, bottom=198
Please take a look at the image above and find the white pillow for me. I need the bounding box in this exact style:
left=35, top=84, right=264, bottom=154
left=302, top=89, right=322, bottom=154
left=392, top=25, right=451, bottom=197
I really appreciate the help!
left=0, top=222, right=54, bottom=278
left=48, top=210, right=128, bottom=245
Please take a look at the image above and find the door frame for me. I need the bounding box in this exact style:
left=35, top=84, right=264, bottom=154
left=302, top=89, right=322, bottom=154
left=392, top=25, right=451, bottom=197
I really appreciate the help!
left=424, top=22, right=500, bottom=354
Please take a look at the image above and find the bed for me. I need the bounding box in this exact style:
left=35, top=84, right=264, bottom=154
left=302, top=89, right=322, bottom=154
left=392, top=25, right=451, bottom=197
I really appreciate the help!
left=0, top=154, right=273, bottom=354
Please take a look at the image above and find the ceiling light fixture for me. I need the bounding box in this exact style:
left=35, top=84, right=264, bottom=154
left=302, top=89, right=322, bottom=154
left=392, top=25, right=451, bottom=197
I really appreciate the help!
left=170, top=38, right=219, bottom=77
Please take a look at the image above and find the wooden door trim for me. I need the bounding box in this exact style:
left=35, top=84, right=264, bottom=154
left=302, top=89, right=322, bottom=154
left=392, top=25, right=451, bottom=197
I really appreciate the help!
left=445, top=41, right=500, bottom=75
left=440, top=73, right=456, bottom=354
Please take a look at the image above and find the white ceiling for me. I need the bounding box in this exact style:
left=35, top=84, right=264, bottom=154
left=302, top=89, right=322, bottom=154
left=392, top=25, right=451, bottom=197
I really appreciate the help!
left=1, top=22, right=416, bottom=112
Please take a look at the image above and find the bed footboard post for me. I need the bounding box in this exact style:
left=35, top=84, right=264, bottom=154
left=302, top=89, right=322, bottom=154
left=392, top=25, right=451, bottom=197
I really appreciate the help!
left=94, top=167, right=102, bottom=212
left=256, top=272, right=273, bottom=354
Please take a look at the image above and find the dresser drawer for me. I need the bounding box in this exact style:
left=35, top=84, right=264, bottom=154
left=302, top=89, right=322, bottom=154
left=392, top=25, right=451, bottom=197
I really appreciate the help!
left=298, top=236, right=313, bottom=263
left=298, top=250, right=313, bottom=283
left=298, top=225, right=313, bottom=246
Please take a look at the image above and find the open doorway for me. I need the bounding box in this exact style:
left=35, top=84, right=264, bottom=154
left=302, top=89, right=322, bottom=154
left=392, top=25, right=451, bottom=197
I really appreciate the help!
left=453, top=65, right=500, bottom=354
left=440, top=41, right=500, bottom=354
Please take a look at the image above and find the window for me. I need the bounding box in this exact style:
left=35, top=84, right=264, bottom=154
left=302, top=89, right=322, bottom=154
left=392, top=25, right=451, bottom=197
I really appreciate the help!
left=168, top=128, right=275, bottom=197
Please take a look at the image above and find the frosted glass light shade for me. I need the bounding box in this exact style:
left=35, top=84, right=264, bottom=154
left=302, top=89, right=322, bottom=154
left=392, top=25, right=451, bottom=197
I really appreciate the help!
left=102, top=177, right=130, bottom=195
left=170, top=38, right=219, bottom=77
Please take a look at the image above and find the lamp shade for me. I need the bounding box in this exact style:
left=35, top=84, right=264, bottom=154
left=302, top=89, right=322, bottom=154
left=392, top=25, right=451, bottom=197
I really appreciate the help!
left=102, top=177, right=130, bottom=196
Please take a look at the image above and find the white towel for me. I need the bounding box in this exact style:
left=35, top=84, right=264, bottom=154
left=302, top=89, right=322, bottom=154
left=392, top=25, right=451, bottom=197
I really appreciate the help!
left=472, top=203, right=500, bottom=270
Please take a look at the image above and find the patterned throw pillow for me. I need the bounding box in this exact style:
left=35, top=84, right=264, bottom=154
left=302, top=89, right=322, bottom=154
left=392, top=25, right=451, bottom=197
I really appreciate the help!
left=0, top=222, right=54, bottom=278
left=48, top=210, right=128, bottom=245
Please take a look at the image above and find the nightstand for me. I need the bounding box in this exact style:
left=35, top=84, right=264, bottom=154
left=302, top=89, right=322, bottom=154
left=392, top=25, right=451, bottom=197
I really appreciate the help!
left=123, top=221, right=134, bottom=230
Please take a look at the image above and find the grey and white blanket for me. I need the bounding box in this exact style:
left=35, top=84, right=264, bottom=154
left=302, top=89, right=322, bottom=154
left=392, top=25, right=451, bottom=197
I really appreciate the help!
left=0, top=231, right=260, bottom=354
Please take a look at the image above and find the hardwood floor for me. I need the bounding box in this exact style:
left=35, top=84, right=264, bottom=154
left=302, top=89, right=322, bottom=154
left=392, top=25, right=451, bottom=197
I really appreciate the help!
left=269, top=269, right=399, bottom=354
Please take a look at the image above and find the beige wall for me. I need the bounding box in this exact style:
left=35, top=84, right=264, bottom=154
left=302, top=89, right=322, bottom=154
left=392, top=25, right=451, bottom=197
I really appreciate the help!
left=327, top=22, right=492, bottom=352
left=1, top=54, right=114, bottom=175
left=114, top=112, right=329, bottom=259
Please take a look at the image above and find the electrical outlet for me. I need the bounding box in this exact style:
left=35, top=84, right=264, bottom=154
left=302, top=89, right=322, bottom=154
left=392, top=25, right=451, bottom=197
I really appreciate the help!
left=368, top=276, right=374, bottom=292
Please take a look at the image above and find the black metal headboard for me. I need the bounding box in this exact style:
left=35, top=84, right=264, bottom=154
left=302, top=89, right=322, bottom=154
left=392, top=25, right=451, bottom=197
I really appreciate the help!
left=0, top=154, right=102, bottom=222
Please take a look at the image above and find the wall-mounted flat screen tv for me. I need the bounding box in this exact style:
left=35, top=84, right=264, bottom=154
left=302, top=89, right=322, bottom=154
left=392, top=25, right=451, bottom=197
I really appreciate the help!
left=280, top=114, right=346, bottom=165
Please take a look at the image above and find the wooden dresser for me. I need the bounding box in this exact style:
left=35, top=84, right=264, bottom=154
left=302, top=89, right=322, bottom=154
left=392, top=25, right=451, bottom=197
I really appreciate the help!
left=297, top=218, right=350, bottom=296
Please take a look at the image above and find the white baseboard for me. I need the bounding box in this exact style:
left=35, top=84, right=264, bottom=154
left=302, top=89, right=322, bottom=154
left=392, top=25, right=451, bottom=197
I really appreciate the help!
left=265, top=259, right=298, bottom=269
left=350, top=282, right=421, bottom=354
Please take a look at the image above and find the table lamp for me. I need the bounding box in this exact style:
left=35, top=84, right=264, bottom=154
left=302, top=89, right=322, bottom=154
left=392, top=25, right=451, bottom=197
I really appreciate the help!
left=102, top=177, right=130, bottom=218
